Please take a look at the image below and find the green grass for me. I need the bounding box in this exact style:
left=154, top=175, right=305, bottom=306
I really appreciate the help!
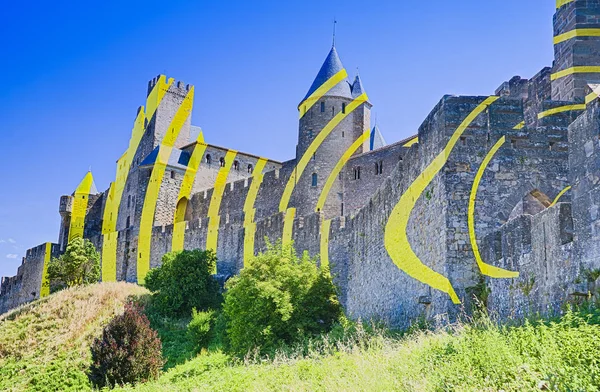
left=2, top=283, right=600, bottom=391
left=111, top=309, right=600, bottom=392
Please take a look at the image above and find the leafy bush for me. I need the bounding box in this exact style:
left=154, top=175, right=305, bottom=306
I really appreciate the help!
left=187, top=309, right=215, bottom=351
left=47, top=237, right=100, bottom=292
left=223, top=241, right=342, bottom=356
left=88, top=302, right=164, bottom=388
left=144, top=249, right=221, bottom=317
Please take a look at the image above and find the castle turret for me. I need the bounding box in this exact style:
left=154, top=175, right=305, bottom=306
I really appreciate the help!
left=293, top=46, right=372, bottom=218
left=552, top=0, right=600, bottom=100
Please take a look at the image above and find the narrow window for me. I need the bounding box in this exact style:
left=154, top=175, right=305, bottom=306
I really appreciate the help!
left=342, top=102, right=346, bottom=114
left=206, top=154, right=212, bottom=164
left=354, top=167, right=361, bottom=180
left=342, top=131, right=344, bottom=138
left=234, top=160, right=239, bottom=170
left=549, top=142, right=555, bottom=151
left=511, top=139, right=517, bottom=149
left=313, top=153, right=316, bottom=161
left=460, top=136, right=467, bottom=146
left=171, top=170, right=175, bottom=179
left=332, top=106, right=335, bottom=116
left=219, top=157, right=225, bottom=167
left=375, top=162, right=379, bottom=175
left=126, top=216, right=130, bottom=228
left=341, top=203, right=344, bottom=216
left=312, top=173, right=318, bottom=187
left=378, top=161, right=383, bottom=175
left=127, top=195, right=131, bottom=208
left=320, top=101, right=325, bottom=112
left=248, top=164, right=253, bottom=173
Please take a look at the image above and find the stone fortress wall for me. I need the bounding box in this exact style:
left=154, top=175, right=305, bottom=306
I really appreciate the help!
left=4, top=1, right=600, bottom=329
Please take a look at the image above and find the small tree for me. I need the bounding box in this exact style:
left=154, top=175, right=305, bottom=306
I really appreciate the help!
left=47, top=237, right=100, bottom=292
left=89, top=302, right=164, bottom=388
left=144, top=249, right=221, bottom=317
left=223, top=241, right=342, bottom=356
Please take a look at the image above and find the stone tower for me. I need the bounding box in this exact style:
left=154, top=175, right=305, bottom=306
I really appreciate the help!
left=552, top=0, right=600, bottom=101
left=293, top=46, right=372, bottom=218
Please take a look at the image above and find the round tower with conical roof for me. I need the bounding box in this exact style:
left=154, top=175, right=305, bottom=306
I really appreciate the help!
left=292, top=46, right=372, bottom=218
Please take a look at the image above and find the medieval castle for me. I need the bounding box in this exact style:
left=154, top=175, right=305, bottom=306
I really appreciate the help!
left=3, top=1, right=600, bottom=327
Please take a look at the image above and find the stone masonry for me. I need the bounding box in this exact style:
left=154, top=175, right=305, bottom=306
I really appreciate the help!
left=4, top=2, right=600, bottom=329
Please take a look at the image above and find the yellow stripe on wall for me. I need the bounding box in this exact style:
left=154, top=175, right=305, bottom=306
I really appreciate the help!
left=68, top=171, right=95, bottom=242
left=320, top=219, right=332, bottom=272
left=39, top=243, right=52, bottom=298
left=384, top=96, right=499, bottom=305
left=556, top=0, right=575, bottom=8
left=172, top=133, right=207, bottom=252
left=282, top=207, right=296, bottom=246
left=468, top=136, right=519, bottom=279
left=205, top=150, right=238, bottom=272
left=551, top=66, right=600, bottom=81
left=280, top=92, right=369, bottom=213
left=403, top=137, right=419, bottom=147
left=315, top=129, right=371, bottom=212
left=243, top=158, right=268, bottom=266
left=137, top=87, right=194, bottom=284
left=101, top=75, right=174, bottom=282
left=554, top=28, right=600, bottom=44
left=550, top=185, right=572, bottom=207
left=299, top=69, right=348, bottom=118
left=538, top=104, right=586, bottom=119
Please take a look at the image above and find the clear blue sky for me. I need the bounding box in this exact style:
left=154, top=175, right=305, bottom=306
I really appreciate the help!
left=0, top=0, right=553, bottom=277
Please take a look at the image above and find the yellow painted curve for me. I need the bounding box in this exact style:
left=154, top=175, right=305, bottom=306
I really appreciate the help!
left=282, top=207, right=296, bottom=246
left=101, top=75, right=174, bottom=282
left=137, top=87, right=194, bottom=284
left=551, top=66, right=600, bottom=81
left=172, top=133, right=207, bottom=252
left=513, top=121, right=525, bottom=130
left=384, top=96, right=499, bottom=304
left=40, top=242, right=52, bottom=298
left=206, top=150, right=238, bottom=273
left=68, top=171, right=95, bottom=242
left=403, top=137, right=419, bottom=147
left=468, top=136, right=519, bottom=279
left=550, top=185, right=572, bottom=207
left=556, top=0, right=575, bottom=8
left=538, top=104, right=586, bottom=119
left=243, top=158, right=268, bottom=266
left=299, top=69, right=348, bottom=118
left=316, top=129, right=371, bottom=212
left=320, top=219, right=332, bottom=272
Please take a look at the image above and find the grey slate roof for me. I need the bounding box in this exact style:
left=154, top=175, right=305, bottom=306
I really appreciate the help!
left=139, top=146, right=191, bottom=170
left=301, top=46, right=352, bottom=103
left=351, top=74, right=366, bottom=98
left=370, top=125, right=387, bottom=151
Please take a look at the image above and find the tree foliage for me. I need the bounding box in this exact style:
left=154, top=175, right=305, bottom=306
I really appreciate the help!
left=223, top=241, right=343, bottom=356
left=88, top=302, right=164, bottom=388
left=144, top=249, right=221, bottom=317
left=47, top=237, right=100, bottom=292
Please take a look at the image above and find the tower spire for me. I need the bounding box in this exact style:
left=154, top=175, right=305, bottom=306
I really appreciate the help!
left=332, top=19, right=337, bottom=47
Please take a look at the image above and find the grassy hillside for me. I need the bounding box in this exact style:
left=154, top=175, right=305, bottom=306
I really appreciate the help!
left=0, top=282, right=148, bottom=392
left=2, top=283, right=600, bottom=391
left=114, top=310, right=600, bottom=392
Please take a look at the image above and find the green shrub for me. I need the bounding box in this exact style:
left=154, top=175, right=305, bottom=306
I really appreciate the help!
left=187, top=309, right=215, bottom=351
left=88, top=302, right=164, bottom=388
left=47, top=237, right=100, bottom=292
left=223, top=241, right=342, bottom=356
left=144, top=249, right=221, bottom=317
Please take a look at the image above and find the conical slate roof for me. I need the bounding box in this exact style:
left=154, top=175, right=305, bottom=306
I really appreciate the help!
left=370, top=124, right=386, bottom=151
left=301, top=46, right=352, bottom=103
left=350, top=74, right=366, bottom=98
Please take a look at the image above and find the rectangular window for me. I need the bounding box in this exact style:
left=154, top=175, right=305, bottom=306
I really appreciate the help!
left=342, top=103, right=346, bottom=114
left=320, top=102, right=325, bottom=112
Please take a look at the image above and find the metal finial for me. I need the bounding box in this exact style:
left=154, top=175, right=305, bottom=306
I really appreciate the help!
left=332, top=19, right=337, bottom=47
